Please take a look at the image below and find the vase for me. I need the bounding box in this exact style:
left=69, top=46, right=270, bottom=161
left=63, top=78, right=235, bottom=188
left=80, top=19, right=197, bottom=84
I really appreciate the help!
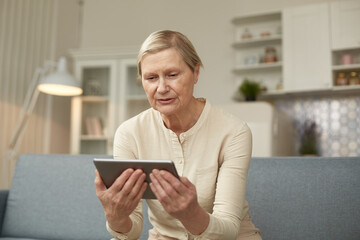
left=245, top=96, right=256, bottom=101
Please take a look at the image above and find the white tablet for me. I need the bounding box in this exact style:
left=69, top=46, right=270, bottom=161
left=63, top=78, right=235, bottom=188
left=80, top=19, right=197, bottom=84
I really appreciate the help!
left=93, top=158, right=179, bottom=199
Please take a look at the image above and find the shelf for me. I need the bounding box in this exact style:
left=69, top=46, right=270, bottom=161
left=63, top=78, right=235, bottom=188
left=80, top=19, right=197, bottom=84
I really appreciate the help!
left=232, top=10, right=281, bottom=24
left=258, top=85, right=360, bottom=99
left=234, top=61, right=282, bottom=72
left=80, top=95, right=108, bottom=102
left=233, top=35, right=282, bottom=48
left=332, top=46, right=360, bottom=52
left=332, top=85, right=360, bottom=91
left=332, top=63, right=360, bottom=71
left=262, top=89, right=287, bottom=96
left=80, top=135, right=108, bottom=141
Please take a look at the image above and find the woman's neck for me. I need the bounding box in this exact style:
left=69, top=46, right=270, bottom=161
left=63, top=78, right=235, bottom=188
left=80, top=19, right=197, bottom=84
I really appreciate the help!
left=161, top=98, right=205, bottom=137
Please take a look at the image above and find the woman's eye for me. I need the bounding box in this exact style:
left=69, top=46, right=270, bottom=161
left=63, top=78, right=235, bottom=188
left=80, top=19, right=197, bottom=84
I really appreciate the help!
left=169, top=73, right=178, bottom=78
left=146, top=76, right=156, bottom=80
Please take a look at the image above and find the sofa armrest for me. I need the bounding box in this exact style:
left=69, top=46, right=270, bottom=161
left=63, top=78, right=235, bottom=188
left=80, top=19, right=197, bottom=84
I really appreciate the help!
left=0, top=190, right=9, bottom=235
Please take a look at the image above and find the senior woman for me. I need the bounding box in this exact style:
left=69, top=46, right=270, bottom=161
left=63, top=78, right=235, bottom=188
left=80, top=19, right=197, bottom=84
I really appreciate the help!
left=95, top=30, right=261, bottom=240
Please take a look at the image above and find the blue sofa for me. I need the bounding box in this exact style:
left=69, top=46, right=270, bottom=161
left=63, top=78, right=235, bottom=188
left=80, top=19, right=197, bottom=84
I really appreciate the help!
left=0, top=154, right=359, bottom=240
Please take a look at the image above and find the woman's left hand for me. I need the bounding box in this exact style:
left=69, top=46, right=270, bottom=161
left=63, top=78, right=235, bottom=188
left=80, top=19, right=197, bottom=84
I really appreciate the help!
left=149, top=169, right=209, bottom=235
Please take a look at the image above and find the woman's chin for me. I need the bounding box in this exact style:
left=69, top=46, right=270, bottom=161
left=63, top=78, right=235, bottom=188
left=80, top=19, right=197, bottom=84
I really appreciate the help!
left=154, top=105, right=178, bottom=116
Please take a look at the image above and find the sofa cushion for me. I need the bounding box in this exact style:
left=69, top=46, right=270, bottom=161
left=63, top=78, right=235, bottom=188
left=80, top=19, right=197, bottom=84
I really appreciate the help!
left=0, top=238, right=39, bottom=240
left=246, top=157, right=360, bottom=240
left=1, top=154, right=112, bottom=240
left=0, top=190, right=9, bottom=235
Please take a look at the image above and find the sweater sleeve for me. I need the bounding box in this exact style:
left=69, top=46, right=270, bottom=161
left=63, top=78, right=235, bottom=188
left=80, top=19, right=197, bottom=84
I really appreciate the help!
left=194, top=123, right=252, bottom=239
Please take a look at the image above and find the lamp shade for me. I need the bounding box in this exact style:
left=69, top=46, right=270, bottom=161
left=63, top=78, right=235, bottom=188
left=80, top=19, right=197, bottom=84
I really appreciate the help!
left=38, top=57, right=83, bottom=96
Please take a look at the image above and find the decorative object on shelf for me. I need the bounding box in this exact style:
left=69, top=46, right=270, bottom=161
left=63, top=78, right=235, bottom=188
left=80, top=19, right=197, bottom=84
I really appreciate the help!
left=341, top=54, right=353, bottom=65
left=241, top=28, right=252, bottom=40
left=335, top=72, right=348, bottom=86
left=244, top=55, right=259, bottom=66
left=299, top=120, right=319, bottom=156
left=348, top=71, right=360, bottom=85
left=238, top=78, right=261, bottom=101
left=84, top=79, right=102, bottom=96
left=264, top=47, right=277, bottom=63
left=85, top=116, right=103, bottom=136
left=260, top=31, right=271, bottom=38
left=276, top=78, right=283, bottom=90
left=354, top=54, right=360, bottom=64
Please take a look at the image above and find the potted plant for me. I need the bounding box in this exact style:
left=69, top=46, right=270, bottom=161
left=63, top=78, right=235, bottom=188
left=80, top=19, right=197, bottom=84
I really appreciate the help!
left=238, top=79, right=261, bottom=101
left=299, top=120, right=318, bottom=156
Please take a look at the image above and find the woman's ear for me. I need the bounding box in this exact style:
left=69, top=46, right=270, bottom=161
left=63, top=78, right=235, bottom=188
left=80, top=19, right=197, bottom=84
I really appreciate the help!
left=194, top=64, right=200, bottom=84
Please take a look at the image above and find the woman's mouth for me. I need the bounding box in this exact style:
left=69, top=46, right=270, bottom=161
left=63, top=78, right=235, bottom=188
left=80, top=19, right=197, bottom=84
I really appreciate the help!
left=158, top=98, right=175, bottom=104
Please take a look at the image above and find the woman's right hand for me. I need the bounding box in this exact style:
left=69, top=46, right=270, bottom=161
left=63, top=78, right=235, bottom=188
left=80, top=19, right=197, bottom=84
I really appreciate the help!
left=94, top=168, right=147, bottom=233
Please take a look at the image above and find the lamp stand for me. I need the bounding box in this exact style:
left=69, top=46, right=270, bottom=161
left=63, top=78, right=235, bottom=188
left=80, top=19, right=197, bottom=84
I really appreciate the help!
left=4, top=65, right=49, bottom=187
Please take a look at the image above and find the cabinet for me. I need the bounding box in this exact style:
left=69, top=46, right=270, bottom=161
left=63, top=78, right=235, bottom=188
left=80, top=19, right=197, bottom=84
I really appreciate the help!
left=331, top=0, right=360, bottom=50
left=70, top=49, right=149, bottom=155
left=282, top=3, right=331, bottom=91
left=231, top=11, right=283, bottom=94
left=330, top=0, right=360, bottom=91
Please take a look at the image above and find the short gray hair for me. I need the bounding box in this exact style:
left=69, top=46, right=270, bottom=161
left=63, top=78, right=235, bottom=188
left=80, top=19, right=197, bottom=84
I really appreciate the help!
left=137, top=30, right=203, bottom=80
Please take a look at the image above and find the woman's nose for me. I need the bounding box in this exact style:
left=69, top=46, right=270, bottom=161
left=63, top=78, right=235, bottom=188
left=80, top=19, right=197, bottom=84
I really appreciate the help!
left=157, top=78, right=168, bottom=93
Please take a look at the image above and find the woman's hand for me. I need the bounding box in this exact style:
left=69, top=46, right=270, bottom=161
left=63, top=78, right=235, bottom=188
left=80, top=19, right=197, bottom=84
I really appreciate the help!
left=149, top=169, right=210, bottom=235
left=94, top=168, right=147, bottom=233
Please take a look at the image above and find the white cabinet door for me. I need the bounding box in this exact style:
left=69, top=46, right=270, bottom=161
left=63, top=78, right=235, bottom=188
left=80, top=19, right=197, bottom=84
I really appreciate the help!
left=70, top=60, right=118, bottom=155
left=331, top=0, right=360, bottom=50
left=283, top=3, right=331, bottom=91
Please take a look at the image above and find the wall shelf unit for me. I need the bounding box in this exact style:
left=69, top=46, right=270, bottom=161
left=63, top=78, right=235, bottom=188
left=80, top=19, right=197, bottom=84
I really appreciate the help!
left=232, top=1, right=360, bottom=98
left=331, top=47, right=360, bottom=88
left=70, top=48, right=150, bottom=155
left=232, top=10, right=283, bottom=94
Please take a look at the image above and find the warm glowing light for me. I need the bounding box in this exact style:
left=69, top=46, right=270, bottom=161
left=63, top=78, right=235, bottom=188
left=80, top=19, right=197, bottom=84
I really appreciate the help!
left=38, top=83, right=83, bottom=96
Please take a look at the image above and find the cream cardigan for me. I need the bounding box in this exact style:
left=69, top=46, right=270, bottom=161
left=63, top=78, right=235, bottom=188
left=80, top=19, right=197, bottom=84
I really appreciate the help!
left=110, top=100, right=253, bottom=240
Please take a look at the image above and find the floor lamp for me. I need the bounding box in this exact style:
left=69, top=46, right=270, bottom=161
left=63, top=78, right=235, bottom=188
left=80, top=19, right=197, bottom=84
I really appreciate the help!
left=4, top=57, right=82, bottom=187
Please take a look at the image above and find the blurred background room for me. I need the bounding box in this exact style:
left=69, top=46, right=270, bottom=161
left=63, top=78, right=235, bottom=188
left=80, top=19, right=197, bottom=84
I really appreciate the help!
left=1, top=0, right=359, bottom=189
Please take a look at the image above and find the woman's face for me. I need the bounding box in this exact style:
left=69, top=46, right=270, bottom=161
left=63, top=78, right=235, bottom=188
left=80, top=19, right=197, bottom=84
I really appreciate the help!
left=141, top=48, right=199, bottom=117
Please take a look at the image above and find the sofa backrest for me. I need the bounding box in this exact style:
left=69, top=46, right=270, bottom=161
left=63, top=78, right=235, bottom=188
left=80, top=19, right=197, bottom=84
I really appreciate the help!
left=1, top=154, right=113, bottom=240
left=246, top=157, right=360, bottom=240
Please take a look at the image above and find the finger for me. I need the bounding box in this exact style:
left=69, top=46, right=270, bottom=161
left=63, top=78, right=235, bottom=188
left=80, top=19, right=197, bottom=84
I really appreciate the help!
left=94, top=170, right=106, bottom=194
left=159, top=170, right=179, bottom=182
left=134, top=181, right=148, bottom=201
left=149, top=173, right=165, bottom=199
left=151, top=170, right=180, bottom=198
left=121, top=169, right=146, bottom=196
left=127, top=171, right=147, bottom=199
left=110, top=168, right=134, bottom=191
left=158, top=170, right=186, bottom=194
left=149, top=180, right=162, bottom=201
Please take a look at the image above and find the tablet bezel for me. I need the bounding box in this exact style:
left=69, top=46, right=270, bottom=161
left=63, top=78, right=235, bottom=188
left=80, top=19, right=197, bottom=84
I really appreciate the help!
left=93, top=158, right=179, bottom=199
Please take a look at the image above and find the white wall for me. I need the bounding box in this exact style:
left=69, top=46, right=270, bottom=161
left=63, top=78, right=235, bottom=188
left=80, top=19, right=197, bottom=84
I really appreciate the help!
left=79, top=0, right=341, bottom=104
left=80, top=0, right=237, bottom=104
left=50, top=0, right=81, bottom=154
